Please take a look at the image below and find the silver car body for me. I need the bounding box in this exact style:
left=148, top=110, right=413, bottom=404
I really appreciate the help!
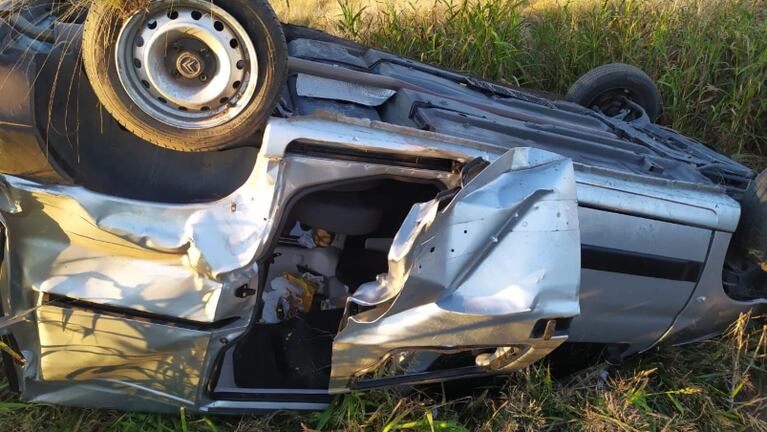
left=0, top=25, right=763, bottom=413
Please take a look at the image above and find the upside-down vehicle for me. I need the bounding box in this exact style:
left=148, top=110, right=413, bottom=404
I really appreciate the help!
left=0, top=0, right=763, bottom=413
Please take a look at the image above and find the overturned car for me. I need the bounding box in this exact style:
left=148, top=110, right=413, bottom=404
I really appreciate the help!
left=0, top=0, right=764, bottom=413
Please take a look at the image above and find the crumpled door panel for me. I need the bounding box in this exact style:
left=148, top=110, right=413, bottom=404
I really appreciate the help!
left=32, top=305, right=209, bottom=408
left=330, top=147, right=581, bottom=391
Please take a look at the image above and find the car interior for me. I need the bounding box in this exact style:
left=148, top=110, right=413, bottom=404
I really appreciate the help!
left=210, top=179, right=442, bottom=396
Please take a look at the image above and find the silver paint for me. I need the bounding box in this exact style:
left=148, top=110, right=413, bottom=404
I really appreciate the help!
left=296, top=73, right=397, bottom=106
left=0, top=115, right=466, bottom=409
left=34, top=305, right=208, bottom=406
left=116, top=0, right=259, bottom=128
left=263, top=115, right=742, bottom=233
left=662, top=232, right=767, bottom=345
left=329, top=147, right=581, bottom=391
left=0, top=114, right=752, bottom=411
left=569, top=207, right=712, bottom=353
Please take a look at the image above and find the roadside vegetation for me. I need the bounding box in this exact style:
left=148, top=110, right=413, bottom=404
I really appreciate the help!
left=1, top=0, right=766, bottom=430
left=280, top=0, right=767, bottom=170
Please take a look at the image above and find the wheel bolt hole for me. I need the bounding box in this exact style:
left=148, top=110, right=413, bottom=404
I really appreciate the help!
left=219, top=97, right=229, bottom=104
left=236, top=59, right=244, bottom=70
left=229, top=38, right=238, bottom=49
left=157, top=96, right=167, bottom=104
left=191, top=10, right=202, bottom=20
left=232, top=80, right=241, bottom=89
left=147, top=20, right=157, bottom=29
left=167, top=10, right=179, bottom=19
left=136, top=36, right=144, bottom=47
left=141, top=80, right=150, bottom=89
left=178, top=106, right=187, bottom=111
left=213, top=21, right=224, bottom=31
left=201, top=106, right=210, bottom=111
left=133, top=58, right=141, bottom=68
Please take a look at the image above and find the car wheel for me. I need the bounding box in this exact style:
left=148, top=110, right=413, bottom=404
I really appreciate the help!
left=734, top=168, right=767, bottom=271
left=566, top=63, right=662, bottom=122
left=82, top=0, right=287, bottom=152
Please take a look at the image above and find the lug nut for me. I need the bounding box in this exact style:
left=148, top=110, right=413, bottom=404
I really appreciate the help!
left=171, top=69, right=180, bottom=77
left=200, top=48, right=209, bottom=57
left=199, top=74, right=207, bottom=82
left=171, top=43, right=181, bottom=51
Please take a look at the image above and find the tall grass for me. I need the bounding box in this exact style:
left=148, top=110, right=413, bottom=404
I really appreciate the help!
left=299, top=0, right=767, bottom=169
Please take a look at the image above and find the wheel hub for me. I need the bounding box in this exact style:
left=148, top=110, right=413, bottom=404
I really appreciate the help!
left=176, top=51, right=205, bottom=79
left=115, top=0, right=259, bottom=129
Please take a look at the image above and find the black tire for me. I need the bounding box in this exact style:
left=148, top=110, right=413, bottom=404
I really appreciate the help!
left=82, top=0, right=287, bottom=152
left=734, top=169, right=767, bottom=271
left=566, top=63, right=662, bottom=122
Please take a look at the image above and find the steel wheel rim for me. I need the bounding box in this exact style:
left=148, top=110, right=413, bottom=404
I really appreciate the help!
left=115, top=0, right=259, bottom=129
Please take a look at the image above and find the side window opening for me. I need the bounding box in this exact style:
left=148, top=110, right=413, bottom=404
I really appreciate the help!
left=212, top=178, right=442, bottom=393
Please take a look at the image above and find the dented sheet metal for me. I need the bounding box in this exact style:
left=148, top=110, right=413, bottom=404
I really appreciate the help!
left=330, top=147, right=581, bottom=391
left=296, top=73, right=397, bottom=106
left=0, top=113, right=744, bottom=411
left=0, top=115, right=465, bottom=409
left=0, top=115, right=468, bottom=324
left=0, top=166, right=272, bottom=322
left=35, top=305, right=208, bottom=406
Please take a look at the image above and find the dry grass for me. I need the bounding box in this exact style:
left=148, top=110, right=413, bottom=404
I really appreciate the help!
left=271, top=0, right=441, bottom=27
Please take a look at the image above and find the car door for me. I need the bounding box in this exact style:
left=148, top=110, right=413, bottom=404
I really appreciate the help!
left=329, top=147, right=582, bottom=392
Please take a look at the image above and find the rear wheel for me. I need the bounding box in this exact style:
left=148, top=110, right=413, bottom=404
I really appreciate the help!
left=82, top=0, right=287, bottom=151
left=566, top=63, right=662, bottom=122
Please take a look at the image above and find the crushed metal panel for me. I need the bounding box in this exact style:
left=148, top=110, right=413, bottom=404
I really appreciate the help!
left=288, top=39, right=367, bottom=69
left=0, top=113, right=468, bottom=409
left=34, top=305, right=209, bottom=405
left=0, top=177, right=259, bottom=322
left=0, top=151, right=288, bottom=322
left=296, top=73, right=397, bottom=106
left=330, top=147, right=581, bottom=391
left=0, top=113, right=490, bottom=323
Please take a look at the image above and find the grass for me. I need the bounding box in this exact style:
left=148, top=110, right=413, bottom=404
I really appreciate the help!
left=1, top=0, right=767, bottom=430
